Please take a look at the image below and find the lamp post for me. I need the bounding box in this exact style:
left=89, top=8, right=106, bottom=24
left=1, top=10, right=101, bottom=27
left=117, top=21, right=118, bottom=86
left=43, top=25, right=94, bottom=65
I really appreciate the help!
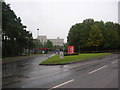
left=37, top=28, right=39, bottom=38
left=37, top=29, right=39, bottom=53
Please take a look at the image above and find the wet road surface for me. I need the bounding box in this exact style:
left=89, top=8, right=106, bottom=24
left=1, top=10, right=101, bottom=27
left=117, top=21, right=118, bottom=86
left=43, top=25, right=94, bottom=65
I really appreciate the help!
left=2, top=54, right=118, bottom=88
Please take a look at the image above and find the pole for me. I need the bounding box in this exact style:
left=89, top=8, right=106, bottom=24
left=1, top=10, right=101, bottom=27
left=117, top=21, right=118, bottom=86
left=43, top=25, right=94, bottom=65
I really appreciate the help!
left=37, top=29, right=39, bottom=53
left=37, top=28, right=39, bottom=38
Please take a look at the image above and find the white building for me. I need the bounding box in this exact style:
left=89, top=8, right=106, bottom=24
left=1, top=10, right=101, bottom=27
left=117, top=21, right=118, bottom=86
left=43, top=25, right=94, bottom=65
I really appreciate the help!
left=48, top=37, right=64, bottom=46
left=37, top=35, right=47, bottom=45
left=37, top=36, right=64, bottom=46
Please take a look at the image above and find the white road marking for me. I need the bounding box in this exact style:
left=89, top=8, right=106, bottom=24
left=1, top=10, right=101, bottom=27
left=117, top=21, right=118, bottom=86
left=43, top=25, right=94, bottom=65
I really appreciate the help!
left=112, top=60, right=118, bottom=64
left=64, top=70, right=68, bottom=72
left=63, top=65, right=68, bottom=67
left=88, top=65, right=108, bottom=74
left=51, top=79, right=74, bottom=89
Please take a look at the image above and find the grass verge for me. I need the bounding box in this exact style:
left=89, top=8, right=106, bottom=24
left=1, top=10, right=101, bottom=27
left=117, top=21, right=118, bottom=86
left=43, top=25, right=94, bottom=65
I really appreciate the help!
left=40, top=53, right=111, bottom=64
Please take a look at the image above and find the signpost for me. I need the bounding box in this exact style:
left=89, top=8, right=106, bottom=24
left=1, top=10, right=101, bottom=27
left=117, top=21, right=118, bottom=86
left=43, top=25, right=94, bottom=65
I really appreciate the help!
left=68, top=46, right=74, bottom=54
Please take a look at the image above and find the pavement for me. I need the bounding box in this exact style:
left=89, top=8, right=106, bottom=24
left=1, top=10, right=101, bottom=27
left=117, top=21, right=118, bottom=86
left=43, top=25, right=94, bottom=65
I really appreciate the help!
left=2, top=53, right=119, bottom=89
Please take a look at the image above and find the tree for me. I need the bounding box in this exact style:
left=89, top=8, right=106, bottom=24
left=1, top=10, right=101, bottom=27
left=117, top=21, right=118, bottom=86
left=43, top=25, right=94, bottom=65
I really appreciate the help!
left=33, top=39, right=43, bottom=48
left=63, top=43, right=68, bottom=53
left=44, top=40, right=53, bottom=50
left=53, top=45, right=63, bottom=51
left=2, top=2, right=34, bottom=57
left=114, top=23, right=120, bottom=48
left=67, top=19, right=120, bottom=52
left=67, top=22, right=93, bottom=52
left=103, top=22, right=119, bottom=49
left=86, top=25, right=104, bottom=50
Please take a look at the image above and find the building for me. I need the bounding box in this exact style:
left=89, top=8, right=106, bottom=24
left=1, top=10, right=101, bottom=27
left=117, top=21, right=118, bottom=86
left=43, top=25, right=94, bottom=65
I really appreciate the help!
left=118, top=1, right=120, bottom=24
left=48, top=37, right=64, bottom=46
left=37, top=36, right=64, bottom=46
left=37, top=35, right=47, bottom=45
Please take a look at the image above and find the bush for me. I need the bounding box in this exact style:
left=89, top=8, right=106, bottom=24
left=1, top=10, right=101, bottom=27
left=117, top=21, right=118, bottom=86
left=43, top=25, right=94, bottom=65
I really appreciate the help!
left=64, top=53, right=79, bottom=56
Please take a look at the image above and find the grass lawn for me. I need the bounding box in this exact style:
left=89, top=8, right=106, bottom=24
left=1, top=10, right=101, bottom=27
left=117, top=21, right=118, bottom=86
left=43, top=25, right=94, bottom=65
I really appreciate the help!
left=40, top=53, right=111, bottom=64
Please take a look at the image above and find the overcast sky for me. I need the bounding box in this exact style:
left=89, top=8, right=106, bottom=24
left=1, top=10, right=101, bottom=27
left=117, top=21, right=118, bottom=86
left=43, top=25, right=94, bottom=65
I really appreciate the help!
left=5, top=0, right=119, bottom=42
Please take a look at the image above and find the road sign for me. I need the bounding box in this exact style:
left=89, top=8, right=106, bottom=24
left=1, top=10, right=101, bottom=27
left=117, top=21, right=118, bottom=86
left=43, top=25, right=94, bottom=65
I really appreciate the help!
left=68, top=46, right=74, bottom=54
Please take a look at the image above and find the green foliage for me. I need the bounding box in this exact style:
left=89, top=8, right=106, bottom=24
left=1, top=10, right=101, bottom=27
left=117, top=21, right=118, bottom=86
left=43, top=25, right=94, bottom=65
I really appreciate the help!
left=67, top=19, right=120, bottom=52
left=33, top=39, right=43, bottom=48
left=53, top=45, right=63, bottom=51
left=63, top=43, right=68, bottom=52
left=103, top=22, right=119, bottom=49
left=2, top=2, right=34, bottom=57
left=44, top=40, right=53, bottom=50
left=87, top=25, right=104, bottom=47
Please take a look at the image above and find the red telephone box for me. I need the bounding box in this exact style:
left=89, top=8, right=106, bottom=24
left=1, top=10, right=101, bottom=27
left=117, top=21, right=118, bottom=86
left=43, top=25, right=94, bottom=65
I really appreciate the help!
left=68, top=46, right=74, bottom=54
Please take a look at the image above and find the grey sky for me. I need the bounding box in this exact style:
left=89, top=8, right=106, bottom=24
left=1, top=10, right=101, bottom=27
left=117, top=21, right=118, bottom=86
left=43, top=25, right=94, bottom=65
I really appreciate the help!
left=5, top=0, right=119, bottom=42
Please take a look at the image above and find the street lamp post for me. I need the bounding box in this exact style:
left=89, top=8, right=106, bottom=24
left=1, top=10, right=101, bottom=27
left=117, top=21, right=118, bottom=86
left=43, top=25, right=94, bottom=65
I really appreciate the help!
left=37, top=29, right=39, bottom=53
left=37, top=28, right=39, bottom=38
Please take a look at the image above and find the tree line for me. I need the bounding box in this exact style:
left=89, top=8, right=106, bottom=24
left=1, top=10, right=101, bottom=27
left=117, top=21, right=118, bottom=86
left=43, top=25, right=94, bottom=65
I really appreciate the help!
left=67, top=19, right=120, bottom=52
left=2, top=2, right=34, bottom=57
left=33, top=39, right=64, bottom=51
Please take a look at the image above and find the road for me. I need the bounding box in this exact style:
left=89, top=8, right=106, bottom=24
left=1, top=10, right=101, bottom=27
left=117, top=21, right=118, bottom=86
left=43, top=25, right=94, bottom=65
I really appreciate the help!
left=2, top=54, right=119, bottom=89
